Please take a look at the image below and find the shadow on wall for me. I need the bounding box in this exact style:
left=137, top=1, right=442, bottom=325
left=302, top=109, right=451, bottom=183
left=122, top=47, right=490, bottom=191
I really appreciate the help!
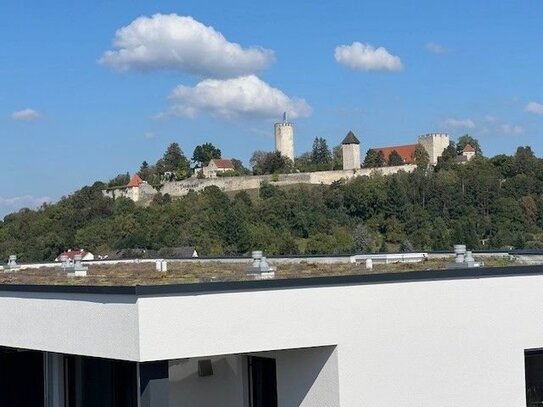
left=267, top=346, right=339, bottom=407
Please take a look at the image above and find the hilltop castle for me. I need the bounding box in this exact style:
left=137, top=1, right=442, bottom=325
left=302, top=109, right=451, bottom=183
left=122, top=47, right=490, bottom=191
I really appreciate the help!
left=104, top=115, right=454, bottom=203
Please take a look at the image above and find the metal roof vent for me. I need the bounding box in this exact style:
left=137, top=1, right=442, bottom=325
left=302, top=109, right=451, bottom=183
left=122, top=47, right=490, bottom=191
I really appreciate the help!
left=448, top=244, right=482, bottom=268
left=3, top=255, right=20, bottom=273
left=246, top=251, right=276, bottom=279
left=58, top=254, right=88, bottom=277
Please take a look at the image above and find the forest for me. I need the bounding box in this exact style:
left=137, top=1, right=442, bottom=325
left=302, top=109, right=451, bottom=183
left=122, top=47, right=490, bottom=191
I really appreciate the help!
left=2, top=139, right=543, bottom=261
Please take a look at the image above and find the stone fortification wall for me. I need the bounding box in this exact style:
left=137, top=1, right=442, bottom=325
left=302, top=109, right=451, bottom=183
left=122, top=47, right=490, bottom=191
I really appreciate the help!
left=159, top=165, right=416, bottom=199
left=104, top=165, right=417, bottom=202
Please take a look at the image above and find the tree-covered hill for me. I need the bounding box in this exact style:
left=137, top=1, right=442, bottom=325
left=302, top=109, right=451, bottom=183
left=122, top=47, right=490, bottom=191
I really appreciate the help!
left=2, top=145, right=543, bottom=262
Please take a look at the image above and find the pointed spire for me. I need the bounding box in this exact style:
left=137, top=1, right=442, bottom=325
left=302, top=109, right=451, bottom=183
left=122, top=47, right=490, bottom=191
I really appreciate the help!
left=341, top=131, right=360, bottom=145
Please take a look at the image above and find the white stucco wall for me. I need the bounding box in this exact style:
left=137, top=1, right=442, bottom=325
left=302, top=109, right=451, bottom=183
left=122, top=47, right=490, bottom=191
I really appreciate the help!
left=136, top=274, right=543, bottom=406
left=0, top=292, right=139, bottom=360
left=4, top=272, right=543, bottom=405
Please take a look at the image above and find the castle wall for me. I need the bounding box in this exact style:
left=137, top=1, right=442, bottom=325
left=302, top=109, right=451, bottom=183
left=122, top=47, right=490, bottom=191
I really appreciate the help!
left=159, top=165, right=416, bottom=199
left=103, top=165, right=417, bottom=203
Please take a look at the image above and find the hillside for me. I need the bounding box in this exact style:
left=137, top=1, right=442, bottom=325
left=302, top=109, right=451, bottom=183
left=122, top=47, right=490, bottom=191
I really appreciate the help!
left=1, top=146, right=543, bottom=261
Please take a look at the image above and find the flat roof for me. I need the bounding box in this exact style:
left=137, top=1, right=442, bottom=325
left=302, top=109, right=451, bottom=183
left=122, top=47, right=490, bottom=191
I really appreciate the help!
left=1, top=260, right=542, bottom=296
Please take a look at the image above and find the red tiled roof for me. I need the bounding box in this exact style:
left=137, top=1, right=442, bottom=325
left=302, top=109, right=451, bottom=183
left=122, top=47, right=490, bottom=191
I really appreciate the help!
left=127, top=174, right=144, bottom=187
left=57, top=249, right=89, bottom=260
left=372, top=144, right=418, bottom=164
left=210, top=159, right=235, bottom=169
left=463, top=144, right=475, bottom=153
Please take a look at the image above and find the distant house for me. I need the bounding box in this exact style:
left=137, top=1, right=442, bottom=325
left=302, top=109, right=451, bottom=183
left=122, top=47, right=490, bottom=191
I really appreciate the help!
left=462, top=144, right=476, bottom=161
left=202, top=159, right=235, bottom=178
left=371, top=144, right=418, bottom=165
left=55, top=249, right=94, bottom=262
left=456, top=144, right=476, bottom=163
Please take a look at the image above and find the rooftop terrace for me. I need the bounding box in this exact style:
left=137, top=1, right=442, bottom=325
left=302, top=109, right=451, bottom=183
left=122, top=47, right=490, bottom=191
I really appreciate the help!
left=0, top=255, right=522, bottom=292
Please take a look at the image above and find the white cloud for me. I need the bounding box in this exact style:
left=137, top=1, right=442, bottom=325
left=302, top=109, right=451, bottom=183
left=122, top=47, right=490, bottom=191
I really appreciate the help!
left=425, top=42, right=446, bottom=54
left=334, top=42, right=403, bottom=72
left=502, top=124, right=524, bottom=135
left=166, top=75, right=312, bottom=120
left=525, top=101, right=543, bottom=115
left=0, top=195, right=50, bottom=218
left=443, top=118, right=476, bottom=128
left=144, top=131, right=157, bottom=139
left=11, top=108, right=42, bottom=121
left=100, top=14, right=274, bottom=78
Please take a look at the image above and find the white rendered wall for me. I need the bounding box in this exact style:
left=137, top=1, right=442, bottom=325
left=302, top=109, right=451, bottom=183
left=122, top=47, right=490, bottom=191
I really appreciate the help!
left=137, top=275, right=543, bottom=406
left=261, top=347, right=340, bottom=406
left=274, top=122, right=294, bottom=161
left=342, top=143, right=361, bottom=170
left=0, top=292, right=139, bottom=360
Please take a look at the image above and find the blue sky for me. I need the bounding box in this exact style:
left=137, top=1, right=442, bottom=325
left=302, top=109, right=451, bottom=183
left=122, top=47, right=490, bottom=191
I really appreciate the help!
left=1, top=0, right=543, bottom=217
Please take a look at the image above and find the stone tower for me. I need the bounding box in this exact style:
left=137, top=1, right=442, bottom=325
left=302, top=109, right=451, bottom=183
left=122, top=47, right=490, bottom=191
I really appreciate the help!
left=274, top=112, right=294, bottom=161
left=417, top=133, right=450, bottom=165
left=342, top=131, right=361, bottom=170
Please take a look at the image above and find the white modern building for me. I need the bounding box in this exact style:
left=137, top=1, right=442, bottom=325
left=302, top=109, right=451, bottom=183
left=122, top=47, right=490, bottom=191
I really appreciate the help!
left=2, top=265, right=543, bottom=406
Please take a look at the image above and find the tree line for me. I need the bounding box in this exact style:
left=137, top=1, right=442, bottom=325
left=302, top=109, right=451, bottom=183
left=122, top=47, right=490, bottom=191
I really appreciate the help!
left=2, top=138, right=543, bottom=261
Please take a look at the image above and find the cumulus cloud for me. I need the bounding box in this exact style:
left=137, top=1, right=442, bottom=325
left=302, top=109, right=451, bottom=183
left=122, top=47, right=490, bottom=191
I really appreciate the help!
left=443, top=118, right=476, bottom=128
left=11, top=108, right=42, bottom=121
left=334, top=42, right=403, bottom=71
left=0, top=195, right=50, bottom=218
left=502, top=124, right=524, bottom=135
left=525, top=101, right=543, bottom=115
left=99, top=14, right=274, bottom=78
left=165, top=75, right=311, bottom=120
left=425, top=42, right=446, bottom=54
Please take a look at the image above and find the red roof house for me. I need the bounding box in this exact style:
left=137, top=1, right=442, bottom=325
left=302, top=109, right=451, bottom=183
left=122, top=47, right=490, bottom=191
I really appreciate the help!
left=55, top=249, right=95, bottom=262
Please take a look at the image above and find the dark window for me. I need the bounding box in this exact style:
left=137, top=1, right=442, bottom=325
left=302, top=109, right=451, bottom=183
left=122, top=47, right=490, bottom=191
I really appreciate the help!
left=0, top=347, right=44, bottom=406
left=249, top=356, right=278, bottom=407
left=65, top=355, right=137, bottom=407
left=525, top=349, right=543, bottom=406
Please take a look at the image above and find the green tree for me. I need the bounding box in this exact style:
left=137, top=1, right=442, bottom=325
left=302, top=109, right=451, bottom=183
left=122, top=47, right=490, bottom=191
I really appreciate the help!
left=413, top=144, right=430, bottom=168
left=311, top=137, right=332, bottom=169
left=364, top=149, right=385, bottom=168
left=332, top=145, right=343, bottom=170
left=251, top=151, right=293, bottom=175
left=388, top=150, right=404, bottom=166
left=107, top=173, right=130, bottom=187
left=157, top=143, right=190, bottom=179
left=435, top=141, right=458, bottom=170
left=354, top=224, right=373, bottom=253
left=192, top=143, right=222, bottom=167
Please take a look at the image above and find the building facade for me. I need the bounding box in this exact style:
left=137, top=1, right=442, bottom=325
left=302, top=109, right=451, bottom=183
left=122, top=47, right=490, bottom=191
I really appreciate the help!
left=2, top=265, right=543, bottom=406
